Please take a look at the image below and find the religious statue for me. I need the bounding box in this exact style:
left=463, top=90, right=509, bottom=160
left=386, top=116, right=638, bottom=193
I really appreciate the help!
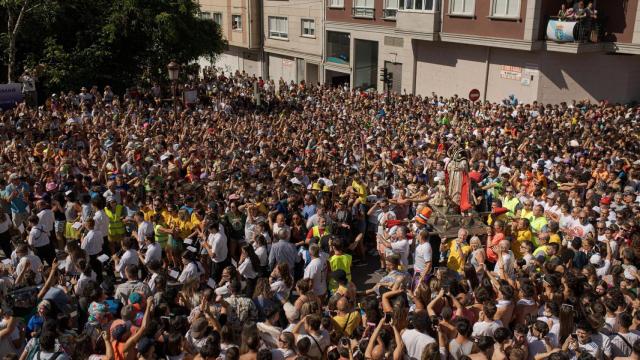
left=445, top=146, right=473, bottom=213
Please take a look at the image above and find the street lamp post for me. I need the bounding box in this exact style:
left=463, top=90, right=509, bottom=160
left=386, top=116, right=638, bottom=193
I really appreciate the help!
left=167, top=61, right=180, bottom=116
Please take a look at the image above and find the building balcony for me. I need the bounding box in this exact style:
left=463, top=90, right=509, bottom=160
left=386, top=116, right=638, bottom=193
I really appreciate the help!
left=352, top=7, right=375, bottom=18
left=395, top=10, right=441, bottom=39
left=383, top=8, right=397, bottom=19
left=544, top=16, right=605, bottom=53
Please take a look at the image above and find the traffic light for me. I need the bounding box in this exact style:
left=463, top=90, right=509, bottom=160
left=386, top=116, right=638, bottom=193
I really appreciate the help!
left=379, top=68, right=388, bottom=83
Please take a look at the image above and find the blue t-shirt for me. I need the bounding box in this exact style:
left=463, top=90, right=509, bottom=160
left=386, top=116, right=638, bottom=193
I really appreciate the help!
left=3, top=182, right=29, bottom=213
left=26, top=315, right=44, bottom=336
left=302, top=204, right=317, bottom=220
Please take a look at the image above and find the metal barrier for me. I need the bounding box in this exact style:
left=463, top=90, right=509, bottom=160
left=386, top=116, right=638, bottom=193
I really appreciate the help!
left=383, top=8, right=397, bottom=19
left=352, top=7, right=375, bottom=18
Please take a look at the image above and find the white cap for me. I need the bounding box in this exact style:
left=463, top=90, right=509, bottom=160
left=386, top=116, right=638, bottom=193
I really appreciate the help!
left=589, top=254, right=603, bottom=267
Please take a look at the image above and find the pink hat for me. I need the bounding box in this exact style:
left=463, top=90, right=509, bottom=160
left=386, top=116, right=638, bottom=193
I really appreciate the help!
left=293, top=167, right=303, bottom=174
left=46, top=182, right=58, bottom=192
left=229, top=194, right=240, bottom=201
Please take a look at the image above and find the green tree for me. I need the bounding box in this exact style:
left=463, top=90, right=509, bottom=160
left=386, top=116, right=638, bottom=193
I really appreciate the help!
left=1, top=0, right=224, bottom=92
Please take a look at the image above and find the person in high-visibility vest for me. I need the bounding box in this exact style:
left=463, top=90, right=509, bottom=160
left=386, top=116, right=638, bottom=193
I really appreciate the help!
left=104, top=197, right=125, bottom=254
left=153, top=213, right=172, bottom=251
left=306, top=216, right=330, bottom=247
left=502, top=187, right=521, bottom=218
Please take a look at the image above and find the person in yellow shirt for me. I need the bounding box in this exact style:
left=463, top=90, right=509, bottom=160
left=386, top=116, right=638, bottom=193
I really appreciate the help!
left=328, top=238, right=352, bottom=293
left=331, top=296, right=361, bottom=337
left=143, top=197, right=169, bottom=223
left=520, top=200, right=535, bottom=223
left=175, top=209, right=196, bottom=240
left=441, top=228, right=471, bottom=274
left=350, top=172, right=367, bottom=203
left=546, top=221, right=561, bottom=245
left=530, top=205, right=548, bottom=247
left=512, top=218, right=532, bottom=259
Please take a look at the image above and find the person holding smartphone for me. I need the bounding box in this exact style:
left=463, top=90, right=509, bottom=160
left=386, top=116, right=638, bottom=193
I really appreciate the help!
left=561, top=322, right=601, bottom=360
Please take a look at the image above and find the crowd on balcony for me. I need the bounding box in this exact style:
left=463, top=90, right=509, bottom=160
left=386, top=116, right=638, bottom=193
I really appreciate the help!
left=557, top=1, right=597, bottom=22
left=0, top=68, right=638, bottom=360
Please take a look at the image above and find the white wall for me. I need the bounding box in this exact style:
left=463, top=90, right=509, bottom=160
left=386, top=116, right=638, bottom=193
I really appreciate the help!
left=414, top=40, right=640, bottom=104
left=214, top=47, right=263, bottom=77
left=268, top=54, right=297, bottom=83
left=414, top=41, right=486, bottom=98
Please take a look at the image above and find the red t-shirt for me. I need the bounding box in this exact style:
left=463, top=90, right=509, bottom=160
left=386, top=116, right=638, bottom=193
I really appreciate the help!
left=486, top=232, right=505, bottom=263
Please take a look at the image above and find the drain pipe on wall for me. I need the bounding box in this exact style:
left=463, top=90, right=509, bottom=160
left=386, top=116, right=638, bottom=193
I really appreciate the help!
left=321, top=0, right=326, bottom=84
left=483, top=46, right=491, bottom=102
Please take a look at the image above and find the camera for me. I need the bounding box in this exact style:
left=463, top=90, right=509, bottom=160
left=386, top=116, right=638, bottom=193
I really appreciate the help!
left=384, top=312, right=392, bottom=324
left=340, top=337, right=350, bottom=347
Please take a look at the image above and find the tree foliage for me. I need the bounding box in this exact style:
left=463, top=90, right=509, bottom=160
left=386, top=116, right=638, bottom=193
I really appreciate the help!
left=1, top=0, right=225, bottom=92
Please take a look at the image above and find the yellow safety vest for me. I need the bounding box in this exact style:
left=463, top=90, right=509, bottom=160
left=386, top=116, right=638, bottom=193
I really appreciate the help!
left=105, top=205, right=125, bottom=237
left=155, top=224, right=169, bottom=247
left=503, top=197, right=520, bottom=218
left=312, top=226, right=330, bottom=238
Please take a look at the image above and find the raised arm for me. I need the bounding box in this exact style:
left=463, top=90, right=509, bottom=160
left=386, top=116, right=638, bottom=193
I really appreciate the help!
left=427, top=289, right=445, bottom=317
left=123, top=300, right=154, bottom=352
left=365, top=318, right=385, bottom=359
left=37, top=259, right=59, bottom=300
left=382, top=289, right=403, bottom=313
left=392, top=323, right=405, bottom=360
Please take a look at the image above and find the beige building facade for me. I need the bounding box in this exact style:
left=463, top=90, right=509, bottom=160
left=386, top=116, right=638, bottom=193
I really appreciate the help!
left=199, top=0, right=640, bottom=103
left=263, top=0, right=324, bottom=85
left=199, top=0, right=264, bottom=76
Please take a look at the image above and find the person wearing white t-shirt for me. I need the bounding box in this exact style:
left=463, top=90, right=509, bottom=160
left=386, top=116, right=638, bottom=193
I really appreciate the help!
left=401, top=312, right=436, bottom=360
left=139, top=234, right=162, bottom=265
left=380, top=226, right=410, bottom=268
left=472, top=302, right=503, bottom=338
left=81, top=219, right=103, bottom=257
left=178, top=251, right=204, bottom=283
left=36, top=200, right=55, bottom=236
left=112, top=237, right=139, bottom=279
left=414, top=230, right=433, bottom=275
left=203, top=222, right=229, bottom=281
left=610, top=312, right=640, bottom=357
left=92, top=198, right=109, bottom=254
left=27, top=215, right=54, bottom=265
left=81, top=218, right=104, bottom=282
left=132, top=212, right=153, bottom=248
left=14, top=244, right=43, bottom=284
left=303, top=244, right=327, bottom=297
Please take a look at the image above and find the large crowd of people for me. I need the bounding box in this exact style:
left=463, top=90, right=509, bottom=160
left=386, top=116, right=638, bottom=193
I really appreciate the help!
left=0, top=68, right=639, bottom=360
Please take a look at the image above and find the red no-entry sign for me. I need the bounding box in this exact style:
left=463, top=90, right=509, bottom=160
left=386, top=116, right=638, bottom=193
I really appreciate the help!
left=469, top=89, right=480, bottom=102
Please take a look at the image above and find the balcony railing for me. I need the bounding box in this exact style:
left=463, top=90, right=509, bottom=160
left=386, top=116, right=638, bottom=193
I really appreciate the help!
left=352, top=7, right=375, bottom=18
left=546, top=16, right=599, bottom=43
left=383, top=8, right=397, bottom=19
